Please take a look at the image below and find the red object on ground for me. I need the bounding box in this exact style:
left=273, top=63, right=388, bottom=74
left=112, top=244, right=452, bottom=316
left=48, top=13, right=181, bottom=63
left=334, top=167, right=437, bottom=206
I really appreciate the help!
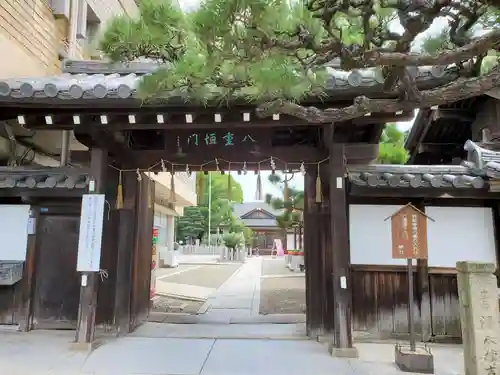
left=289, top=251, right=304, bottom=256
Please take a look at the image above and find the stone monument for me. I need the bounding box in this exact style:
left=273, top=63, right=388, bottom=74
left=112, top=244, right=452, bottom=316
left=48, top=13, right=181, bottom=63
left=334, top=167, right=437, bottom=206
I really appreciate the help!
left=456, top=261, right=500, bottom=375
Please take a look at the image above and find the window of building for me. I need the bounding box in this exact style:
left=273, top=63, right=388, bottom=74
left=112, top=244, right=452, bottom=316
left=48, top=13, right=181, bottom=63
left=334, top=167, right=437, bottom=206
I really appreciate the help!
left=77, top=2, right=101, bottom=41
left=76, top=2, right=102, bottom=59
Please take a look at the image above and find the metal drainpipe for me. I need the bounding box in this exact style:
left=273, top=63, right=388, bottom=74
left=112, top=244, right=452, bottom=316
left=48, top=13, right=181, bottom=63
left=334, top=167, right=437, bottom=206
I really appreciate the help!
left=60, top=130, right=71, bottom=166
left=63, top=0, right=79, bottom=167
left=68, top=0, right=79, bottom=58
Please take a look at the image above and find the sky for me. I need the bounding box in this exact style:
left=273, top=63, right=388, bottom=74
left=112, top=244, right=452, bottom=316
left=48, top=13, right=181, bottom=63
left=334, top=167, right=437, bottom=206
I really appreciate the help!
left=175, top=0, right=448, bottom=201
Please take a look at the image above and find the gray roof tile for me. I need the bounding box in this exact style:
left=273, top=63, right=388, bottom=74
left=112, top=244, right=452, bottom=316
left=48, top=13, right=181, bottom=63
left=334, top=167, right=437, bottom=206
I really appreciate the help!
left=348, top=139, right=500, bottom=190
left=348, top=164, right=486, bottom=189
left=232, top=202, right=281, bottom=218
left=0, top=167, right=89, bottom=189
left=463, top=140, right=500, bottom=177
left=0, top=60, right=460, bottom=101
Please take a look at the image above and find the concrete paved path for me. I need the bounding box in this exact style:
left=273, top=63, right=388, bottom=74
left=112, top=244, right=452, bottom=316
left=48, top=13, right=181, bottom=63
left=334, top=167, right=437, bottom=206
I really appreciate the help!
left=148, top=312, right=306, bottom=324
left=131, top=322, right=308, bottom=339
left=0, top=330, right=464, bottom=375
left=200, top=257, right=262, bottom=321
left=156, top=280, right=216, bottom=301
left=177, top=254, right=220, bottom=264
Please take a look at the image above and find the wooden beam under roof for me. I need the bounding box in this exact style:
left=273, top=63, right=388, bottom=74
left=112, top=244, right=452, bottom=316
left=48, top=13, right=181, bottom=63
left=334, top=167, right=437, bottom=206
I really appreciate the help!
left=349, top=186, right=493, bottom=199
left=71, top=142, right=379, bottom=171
left=1, top=107, right=414, bottom=131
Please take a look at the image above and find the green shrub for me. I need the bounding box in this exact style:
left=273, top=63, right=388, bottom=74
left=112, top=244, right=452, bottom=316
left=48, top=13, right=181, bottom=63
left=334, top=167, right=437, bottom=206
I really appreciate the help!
left=222, top=232, right=242, bottom=250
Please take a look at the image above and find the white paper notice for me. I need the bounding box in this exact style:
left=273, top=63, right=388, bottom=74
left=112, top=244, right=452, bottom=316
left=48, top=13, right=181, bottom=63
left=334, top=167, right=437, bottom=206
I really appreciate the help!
left=76, top=194, right=105, bottom=272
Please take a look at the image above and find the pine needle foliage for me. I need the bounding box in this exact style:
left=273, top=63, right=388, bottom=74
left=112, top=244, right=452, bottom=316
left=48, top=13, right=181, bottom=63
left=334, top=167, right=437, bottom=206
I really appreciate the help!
left=99, top=0, right=500, bottom=119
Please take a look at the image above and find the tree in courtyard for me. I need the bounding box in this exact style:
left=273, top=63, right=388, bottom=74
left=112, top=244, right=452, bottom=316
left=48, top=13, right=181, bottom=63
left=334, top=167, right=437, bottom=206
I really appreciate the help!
left=100, top=0, right=500, bottom=124
left=222, top=232, right=245, bottom=256
left=197, top=172, right=243, bottom=240
left=196, top=173, right=243, bottom=205
left=177, top=172, right=245, bottom=242
left=242, top=226, right=254, bottom=248
left=176, top=206, right=205, bottom=242
left=265, top=173, right=304, bottom=248
left=377, top=123, right=408, bottom=164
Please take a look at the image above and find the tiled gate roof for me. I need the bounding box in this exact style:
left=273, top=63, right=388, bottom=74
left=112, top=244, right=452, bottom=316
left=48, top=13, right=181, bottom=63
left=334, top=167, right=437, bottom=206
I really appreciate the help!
left=348, top=140, right=500, bottom=192
left=0, top=167, right=89, bottom=189
left=0, top=60, right=460, bottom=101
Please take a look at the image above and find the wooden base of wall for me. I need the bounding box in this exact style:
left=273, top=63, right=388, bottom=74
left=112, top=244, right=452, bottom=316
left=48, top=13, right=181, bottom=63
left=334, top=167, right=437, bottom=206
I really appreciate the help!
left=351, top=265, right=461, bottom=341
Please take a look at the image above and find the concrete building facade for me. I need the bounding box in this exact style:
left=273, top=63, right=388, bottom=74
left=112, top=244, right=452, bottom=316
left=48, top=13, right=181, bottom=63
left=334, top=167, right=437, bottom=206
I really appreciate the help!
left=0, top=0, right=197, bottom=263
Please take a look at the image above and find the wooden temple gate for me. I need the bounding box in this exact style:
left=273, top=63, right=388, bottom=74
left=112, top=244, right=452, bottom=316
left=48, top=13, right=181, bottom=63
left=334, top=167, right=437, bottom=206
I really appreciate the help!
left=1, top=60, right=497, bottom=350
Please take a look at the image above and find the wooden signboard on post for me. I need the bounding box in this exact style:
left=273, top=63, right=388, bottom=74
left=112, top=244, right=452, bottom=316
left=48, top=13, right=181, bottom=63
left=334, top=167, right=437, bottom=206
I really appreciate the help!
left=389, top=204, right=430, bottom=260
left=386, top=203, right=434, bottom=370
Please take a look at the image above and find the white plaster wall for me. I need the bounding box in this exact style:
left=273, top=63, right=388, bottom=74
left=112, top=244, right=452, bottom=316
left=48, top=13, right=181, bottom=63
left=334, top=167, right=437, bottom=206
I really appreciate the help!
left=0, top=205, right=30, bottom=261
left=150, top=173, right=197, bottom=206
left=349, top=204, right=497, bottom=268
left=154, top=212, right=168, bottom=248
left=154, top=212, right=167, bottom=228
left=154, top=211, right=177, bottom=264
left=426, top=206, right=496, bottom=267
left=349, top=204, right=407, bottom=265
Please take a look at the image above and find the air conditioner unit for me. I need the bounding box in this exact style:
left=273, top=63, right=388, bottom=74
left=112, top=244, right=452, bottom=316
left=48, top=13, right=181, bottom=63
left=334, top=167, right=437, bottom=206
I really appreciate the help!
left=49, top=0, right=70, bottom=19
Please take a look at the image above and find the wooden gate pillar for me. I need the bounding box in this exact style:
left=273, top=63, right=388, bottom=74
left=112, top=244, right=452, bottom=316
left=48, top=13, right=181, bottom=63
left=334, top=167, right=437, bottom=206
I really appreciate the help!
left=75, top=148, right=107, bottom=347
left=328, top=143, right=357, bottom=357
left=304, top=169, right=323, bottom=337
left=129, top=172, right=155, bottom=330
left=320, top=165, right=335, bottom=336
left=95, top=166, right=124, bottom=327
left=113, top=170, right=138, bottom=335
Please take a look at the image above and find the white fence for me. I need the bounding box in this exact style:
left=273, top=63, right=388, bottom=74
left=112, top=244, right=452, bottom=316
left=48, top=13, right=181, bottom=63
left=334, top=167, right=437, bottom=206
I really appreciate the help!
left=180, top=245, right=250, bottom=263
left=181, top=245, right=222, bottom=255
left=218, top=247, right=248, bottom=262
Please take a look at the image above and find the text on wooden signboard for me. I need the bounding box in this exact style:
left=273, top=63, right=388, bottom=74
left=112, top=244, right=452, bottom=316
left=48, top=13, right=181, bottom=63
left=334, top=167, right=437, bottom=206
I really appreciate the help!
left=389, top=204, right=430, bottom=260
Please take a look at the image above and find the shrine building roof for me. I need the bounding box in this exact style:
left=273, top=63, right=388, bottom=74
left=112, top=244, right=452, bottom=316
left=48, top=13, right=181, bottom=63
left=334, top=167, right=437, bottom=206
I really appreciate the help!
left=404, top=95, right=492, bottom=165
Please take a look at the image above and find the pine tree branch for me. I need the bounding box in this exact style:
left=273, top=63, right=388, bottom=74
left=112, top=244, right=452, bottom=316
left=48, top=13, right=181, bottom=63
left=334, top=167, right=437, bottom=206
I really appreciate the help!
left=255, top=1, right=495, bottom=69
left=364, top=29, right=500, bottom=67
left=256, top=66, right=500, bottom=123
left=100, top=0, right=500, bottom=115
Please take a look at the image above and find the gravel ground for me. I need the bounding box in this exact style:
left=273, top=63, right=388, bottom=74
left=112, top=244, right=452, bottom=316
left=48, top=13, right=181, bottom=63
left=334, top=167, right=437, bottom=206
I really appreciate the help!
left=156, top=265, right=198, bottom=279
left=162, top=264, right=241, bottom=289
left=259, top=276, right=306, bottom=315
left=152, top=264, right=241, bottom=315
left=152, top=296, right=204, bottom=314
left=261, top=257, right=293, bottom=276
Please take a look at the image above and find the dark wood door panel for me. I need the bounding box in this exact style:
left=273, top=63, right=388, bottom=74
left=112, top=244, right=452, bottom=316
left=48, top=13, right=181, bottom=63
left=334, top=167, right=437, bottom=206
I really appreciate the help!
left=33, top=215, right=80, bottom=329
